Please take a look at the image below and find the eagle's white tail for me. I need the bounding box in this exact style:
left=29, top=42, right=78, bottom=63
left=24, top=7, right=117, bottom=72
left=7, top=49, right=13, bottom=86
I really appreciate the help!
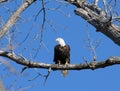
left=61, top=70, right=68, bottom=76
left=61, top=61, right=69, bottom=76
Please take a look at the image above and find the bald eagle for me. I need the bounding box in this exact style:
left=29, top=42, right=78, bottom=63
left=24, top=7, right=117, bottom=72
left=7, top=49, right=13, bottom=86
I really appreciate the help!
left=53, top=37, right=70, bottom=76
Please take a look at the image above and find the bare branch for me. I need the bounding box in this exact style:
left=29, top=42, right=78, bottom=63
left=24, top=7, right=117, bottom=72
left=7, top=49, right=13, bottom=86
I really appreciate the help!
left=0, top=0, right=36, bottom=38
left=0, top=0, right=7, bottom=3
left=86, top=30, right=98, bottom=61
left=44, top=67, right=51, bottom=85
left=33, top=0, right=46, bottom=58
left=73, top=2, right=120, bottom=46
left=0, top=50, right=120, bottom=71
left=75, top=4, right=120, bottom=45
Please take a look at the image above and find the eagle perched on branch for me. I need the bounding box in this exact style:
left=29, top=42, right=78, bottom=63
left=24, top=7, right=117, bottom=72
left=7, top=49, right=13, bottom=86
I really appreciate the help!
left=53, top=38, right=70, bottom=76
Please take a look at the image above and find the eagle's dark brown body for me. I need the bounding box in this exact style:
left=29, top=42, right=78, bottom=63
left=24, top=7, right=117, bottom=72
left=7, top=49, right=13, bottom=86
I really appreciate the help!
left=53, top=44, right=70, bottom=65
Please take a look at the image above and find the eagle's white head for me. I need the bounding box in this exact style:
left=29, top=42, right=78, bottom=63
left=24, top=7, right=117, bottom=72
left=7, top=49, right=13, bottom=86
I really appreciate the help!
left=56, top=37, right=66, bottom=47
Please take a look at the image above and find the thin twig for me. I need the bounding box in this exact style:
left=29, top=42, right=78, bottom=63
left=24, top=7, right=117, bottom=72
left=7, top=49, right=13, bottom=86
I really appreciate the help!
left=44, top=67, right=51, bottom=85
left=33, top=0, right=46, bottom=59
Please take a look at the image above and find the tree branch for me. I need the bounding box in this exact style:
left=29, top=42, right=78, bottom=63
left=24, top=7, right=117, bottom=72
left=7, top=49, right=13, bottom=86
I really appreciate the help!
left=65, top=0, right=120, bottom=46
left=0, top=0, right=36, bottom=38
left=0, top=50, right=120, bottom=71
left=0, top=0, right=8, bottom=3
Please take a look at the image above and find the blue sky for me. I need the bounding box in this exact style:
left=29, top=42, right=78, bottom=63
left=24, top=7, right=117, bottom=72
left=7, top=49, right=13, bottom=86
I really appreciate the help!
left=0, top=0, right=120, bottom=91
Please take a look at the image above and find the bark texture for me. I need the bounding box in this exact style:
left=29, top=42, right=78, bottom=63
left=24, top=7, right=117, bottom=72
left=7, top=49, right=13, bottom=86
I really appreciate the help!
left=66, top=0, right=120, bottom=46
left=0, top=50, right=120, bottom=71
